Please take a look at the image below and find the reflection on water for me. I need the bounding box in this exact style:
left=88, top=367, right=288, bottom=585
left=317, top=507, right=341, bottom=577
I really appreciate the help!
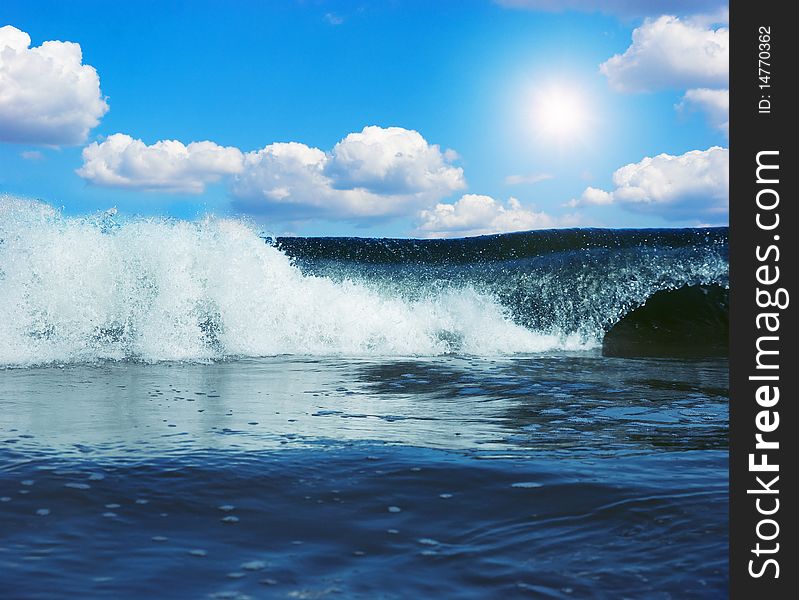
left=1, top=355, right=727, bottom=456
left=0, top=356, right=727, bottom=598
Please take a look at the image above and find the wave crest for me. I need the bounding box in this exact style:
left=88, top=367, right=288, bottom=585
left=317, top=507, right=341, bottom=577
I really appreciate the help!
left=1, top=198, right=579, bottom=366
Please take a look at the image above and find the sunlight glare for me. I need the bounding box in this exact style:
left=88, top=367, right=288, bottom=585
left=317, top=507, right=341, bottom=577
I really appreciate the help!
left=530, top=84, right=591, bottom=144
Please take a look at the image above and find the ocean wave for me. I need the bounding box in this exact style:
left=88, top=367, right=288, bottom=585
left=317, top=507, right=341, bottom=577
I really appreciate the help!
left=278, top=225, right=729, bottom=345
left=1, top=198, right=590, bottom=367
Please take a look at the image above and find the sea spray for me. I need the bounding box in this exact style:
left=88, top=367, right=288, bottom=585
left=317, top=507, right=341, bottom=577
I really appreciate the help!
left=1, top=198, right=581, bottom=366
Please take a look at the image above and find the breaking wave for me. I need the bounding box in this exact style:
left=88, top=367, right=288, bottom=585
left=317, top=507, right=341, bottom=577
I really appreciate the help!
left=0, top=197, right=728, bottom=366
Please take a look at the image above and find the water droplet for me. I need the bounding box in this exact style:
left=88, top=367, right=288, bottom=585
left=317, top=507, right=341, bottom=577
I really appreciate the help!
left=511, top=482, right=543, bottom=489
left=36, top=508, right=50, bottom=516
left=102, top=512, right=117, bottom=518
left=135, top=499, right=149, bottom=505
left=218, top=504, right=235, bottom=512
left=387, top=506, right=401, bottom=513
left=188, top=549, right=207, bottom=557
left=21, top=480, right=34, bottom=486
left=241, top=560, right=266, bottom=571
left=151, top=536, right=168, bottom=542
left=439, top=493, right=453, bottom=499
left=221, top=515, right=239, bottom=524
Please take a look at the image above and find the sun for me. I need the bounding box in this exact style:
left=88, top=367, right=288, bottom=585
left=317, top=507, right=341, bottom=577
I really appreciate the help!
left=529, top=83, right=591, bottom=145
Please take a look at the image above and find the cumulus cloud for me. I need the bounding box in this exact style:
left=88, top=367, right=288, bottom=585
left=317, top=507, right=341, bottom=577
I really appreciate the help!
left=0, top=25, right=108, bottom=146
left=495, top=1, right=726, bottom=18
left=504, top=173, right=553, bottom=186
left=324, top=127, right=464, bottom=196
left=416, top=194, right=578, bottom=238
left=571, top=147, right=728, bottom=223
left=232, top=142, right=333, bottom=209
left=77, top=134, right=245, bottom=193
left=599, top=16, right=728, bottom=92
left=566, top=186, right=613, bottom=207
left=232, top=126, right=465, bottom=219
left=76, top=126, right=464, bottom=217
left=678, top=88, right=729, bottom=135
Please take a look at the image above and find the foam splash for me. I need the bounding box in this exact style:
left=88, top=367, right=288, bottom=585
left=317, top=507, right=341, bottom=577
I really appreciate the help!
left=0, top=198, right=583, bottom=367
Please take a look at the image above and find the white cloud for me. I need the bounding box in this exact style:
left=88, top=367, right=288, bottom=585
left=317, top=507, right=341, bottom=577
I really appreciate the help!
left=232, top=141, right=333, bottom=208
left=504, top=173, right=553, bottom=186
left=566, top=186, right=613, bottom=207
left=76, top=126, right=464, bottom=218
left=678, top=88, right=729, bottom=135
left=20, top=150, right=44, bottom=161
left=232, top=126, right=465, bottom=219
left=77, top=134, right=244, bottom=193
left=0, top=25, right=108, bottom=146
left=571, top=147, right=728, bottom=222
left=416, top=194, right=578, bottom=238
left=599, top=16, right=728, bottom=92
left=325, top=126, right=464, bottom=196
left=496, top=1, right=727, bottom=18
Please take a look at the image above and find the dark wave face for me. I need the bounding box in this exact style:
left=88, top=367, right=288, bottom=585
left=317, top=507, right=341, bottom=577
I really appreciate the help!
left=277, top=228, right=729, bottom=356
left=603, top=284, right=729, bottom=357
left=1, top=199, right=727, bottom=366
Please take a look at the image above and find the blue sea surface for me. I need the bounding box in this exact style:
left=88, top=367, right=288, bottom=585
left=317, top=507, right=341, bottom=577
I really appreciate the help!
left=1, top=356, right=727, bottom=599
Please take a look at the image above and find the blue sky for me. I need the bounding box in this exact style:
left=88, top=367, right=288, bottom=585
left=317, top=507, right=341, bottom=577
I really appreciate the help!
left=1, top=0, right=728, bottom=237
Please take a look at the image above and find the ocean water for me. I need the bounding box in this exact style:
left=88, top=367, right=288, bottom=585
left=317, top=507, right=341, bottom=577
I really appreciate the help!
left=0, top=199, right=729, bottom=598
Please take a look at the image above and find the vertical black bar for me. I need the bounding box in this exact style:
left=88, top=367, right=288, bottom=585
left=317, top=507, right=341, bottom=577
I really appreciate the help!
left=730, top=1, right=796, bottom=597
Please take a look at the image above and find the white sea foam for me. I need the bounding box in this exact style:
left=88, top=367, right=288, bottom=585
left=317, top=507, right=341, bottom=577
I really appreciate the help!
left=0, top=197, right=587, bottom=366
